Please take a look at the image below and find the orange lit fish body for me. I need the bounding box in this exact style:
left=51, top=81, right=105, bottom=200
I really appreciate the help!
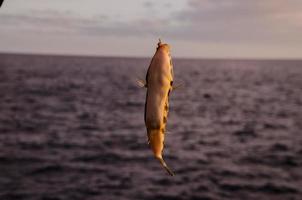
left=144, top=40, right=174, bottom=176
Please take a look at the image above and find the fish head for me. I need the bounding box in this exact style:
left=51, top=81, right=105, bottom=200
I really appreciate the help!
left=157, top=40, right=171, bottom=53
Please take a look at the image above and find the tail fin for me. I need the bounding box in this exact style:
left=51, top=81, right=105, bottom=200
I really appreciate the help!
left=157, top=157, right=175, bottom=176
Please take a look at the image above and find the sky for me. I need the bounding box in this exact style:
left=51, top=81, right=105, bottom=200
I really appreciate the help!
left=0, top=0, right=302, bottom=59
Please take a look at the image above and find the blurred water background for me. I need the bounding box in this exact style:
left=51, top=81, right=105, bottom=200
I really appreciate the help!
left=0, top=53, right=302, bottom=200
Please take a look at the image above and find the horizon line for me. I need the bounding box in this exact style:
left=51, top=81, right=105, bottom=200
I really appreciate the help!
left=1, top=51, right=302, bottom=61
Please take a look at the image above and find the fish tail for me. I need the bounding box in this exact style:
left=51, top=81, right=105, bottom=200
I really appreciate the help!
left=157, top=157, right=175, bottom=176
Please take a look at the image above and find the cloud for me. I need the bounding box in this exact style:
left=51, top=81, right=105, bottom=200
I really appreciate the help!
left=143, top=1, right=153, bottom=8
left=0, top=8, right=176, bottom=38
left=174, top=0, right=302, bottom=44
left=0, top=9, right=109, bottom=34
left=1, top=0, right=302, bottom=45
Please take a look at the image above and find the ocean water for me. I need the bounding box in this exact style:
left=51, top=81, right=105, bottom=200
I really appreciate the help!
left=0, top=53, right=302, bottom=200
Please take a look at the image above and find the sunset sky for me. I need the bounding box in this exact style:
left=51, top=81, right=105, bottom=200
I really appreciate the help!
left=0, top=0, right=301, bottom=59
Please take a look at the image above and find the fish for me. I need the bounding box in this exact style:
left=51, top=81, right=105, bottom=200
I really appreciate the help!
left=144, top=39, right=175, bottom=176
left=0, top=0, right=4, bottom=8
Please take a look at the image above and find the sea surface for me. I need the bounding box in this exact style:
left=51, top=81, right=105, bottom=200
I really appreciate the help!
left=0, top=53, right=302, bottom=200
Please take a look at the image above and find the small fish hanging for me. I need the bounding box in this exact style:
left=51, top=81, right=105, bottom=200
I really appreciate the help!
left=143, top=39, right=175, bottom=176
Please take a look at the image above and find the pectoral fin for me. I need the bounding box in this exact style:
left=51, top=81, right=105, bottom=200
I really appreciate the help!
left=136, top=78, right=147, bottom=88
left=172, top=82, right=184, bottom=91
